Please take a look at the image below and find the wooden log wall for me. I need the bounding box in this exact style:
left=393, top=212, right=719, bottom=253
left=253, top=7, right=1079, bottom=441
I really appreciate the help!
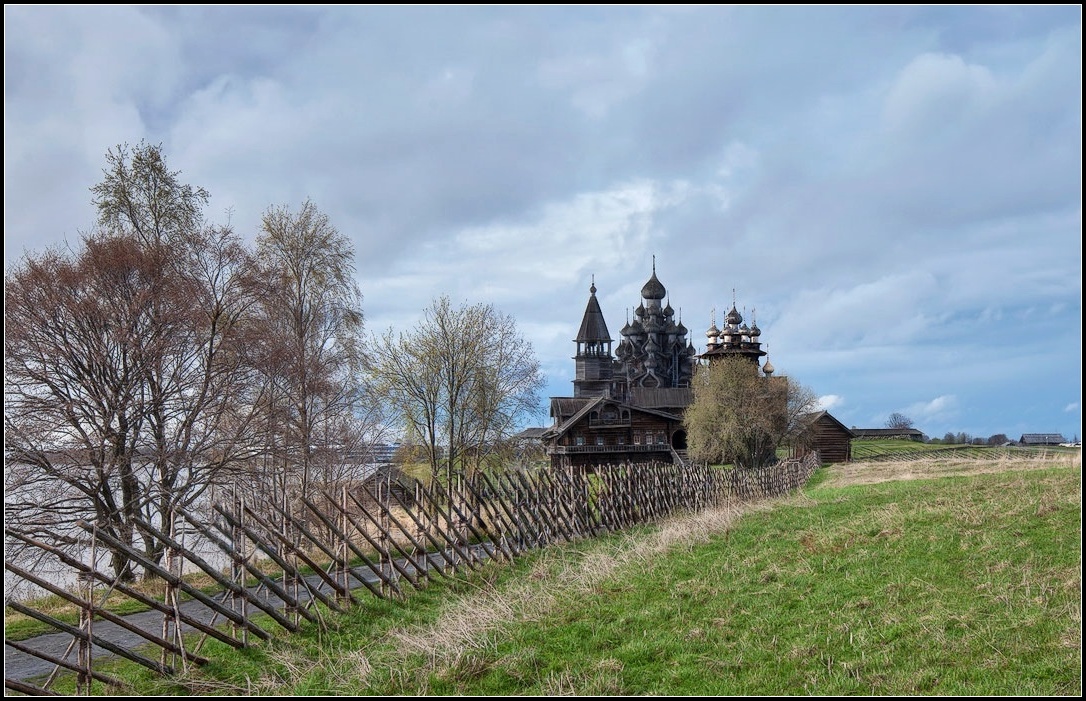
left=4, top=453, right=820, bottom=694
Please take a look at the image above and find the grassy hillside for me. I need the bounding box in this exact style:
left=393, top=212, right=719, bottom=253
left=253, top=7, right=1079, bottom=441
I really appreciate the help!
left=52, top=453, right=1083, bottom=695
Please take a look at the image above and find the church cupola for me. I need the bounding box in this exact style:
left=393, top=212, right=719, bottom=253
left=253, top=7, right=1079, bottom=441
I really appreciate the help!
left=573, top=278, right=615, bottom=398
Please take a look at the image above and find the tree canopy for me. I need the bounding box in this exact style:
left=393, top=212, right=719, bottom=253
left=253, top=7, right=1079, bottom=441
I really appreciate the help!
left=685, top=357, right=818, bottom=468
left=885, top=412, right=915, bottom=430
left=367, top=295, right=545, bottom=483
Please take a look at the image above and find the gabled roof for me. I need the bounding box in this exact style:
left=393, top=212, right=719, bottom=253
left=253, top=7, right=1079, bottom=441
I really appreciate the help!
left=851, top=428, right=925, bottom=438
left=798, top=410, right=856, bottom=437
left=544, top=396, right=608, bottom=439
left=550, top=396, right=595, bottom=420
left=1019, top=433, right=1067, bottom=444
left=513, top=427, right=548, bottom=440
left=543, top=396, right=682, bottom=441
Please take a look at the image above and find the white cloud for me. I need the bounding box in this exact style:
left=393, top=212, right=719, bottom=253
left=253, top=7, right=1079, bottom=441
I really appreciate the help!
left=3, top=6, right=1080, bottom=439
left=818, top=395, right=845, bottom=411
left=882, top=52, right=996, bottom=136
left=906, top=395, right=960, bottom=425
left=1065, top=403, right=1080, bottom=413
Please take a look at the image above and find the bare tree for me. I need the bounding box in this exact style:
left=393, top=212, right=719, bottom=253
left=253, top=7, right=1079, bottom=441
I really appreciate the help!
left=5, top=143, right=261, bottom=580
left=368, top=296, right=545, bottom=485
left=885, top=412, right=915, bottom=430
left=249, top=199, right=366, bottom=502
left=685, top=357, right=819, bottom=468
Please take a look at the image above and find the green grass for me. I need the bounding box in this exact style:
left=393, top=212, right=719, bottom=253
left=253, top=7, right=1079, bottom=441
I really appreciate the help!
left=403, top=466, right=1080, bottom=696
left=19, top=457, right=1082, bottom=696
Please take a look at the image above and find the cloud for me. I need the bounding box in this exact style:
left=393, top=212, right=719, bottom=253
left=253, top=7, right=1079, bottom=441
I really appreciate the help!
left=818, top=395, right=845, bottom=411
left=906, top=396, right=960, bottom=425
left=3, top=6, right=1080, bottom=439
left=1066, top=403, right=1080, bottom=413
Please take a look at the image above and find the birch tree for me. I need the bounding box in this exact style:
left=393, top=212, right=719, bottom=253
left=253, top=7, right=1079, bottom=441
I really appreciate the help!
left=368, top=296, right=545, bottom=485
left=5, top=142, right=261, bottom=579
left=250, top=199, right=367, bottom=501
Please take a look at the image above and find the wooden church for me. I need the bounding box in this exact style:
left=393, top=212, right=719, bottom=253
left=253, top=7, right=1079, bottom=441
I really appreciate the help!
left=540, top=261, right=772, bottom=468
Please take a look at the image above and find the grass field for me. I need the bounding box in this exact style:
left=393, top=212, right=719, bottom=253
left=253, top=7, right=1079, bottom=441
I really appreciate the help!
left=76, top=449, right=1079, bottom=696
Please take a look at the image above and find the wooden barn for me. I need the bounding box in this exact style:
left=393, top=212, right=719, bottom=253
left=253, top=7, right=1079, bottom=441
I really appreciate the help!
left=1018, top=433, right=1067, bottom=446
left=792, top=411, right=855, bottom=464
left=851, top=427, right=926, bottom=442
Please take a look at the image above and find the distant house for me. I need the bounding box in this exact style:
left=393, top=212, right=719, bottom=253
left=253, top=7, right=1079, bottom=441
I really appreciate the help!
left=851, top=427, right=926, bottom=442
left=513, top=427, right=549, bottom=441
left=793, top=411, right=855, bottom=464
left=1018, top=433, right=1067, bottom=446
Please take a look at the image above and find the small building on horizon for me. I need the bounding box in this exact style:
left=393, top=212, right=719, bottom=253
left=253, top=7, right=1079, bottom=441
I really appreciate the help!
left=1018, top=433, right=1068, bottom=446
left=851, top=427, right=926, bottom=442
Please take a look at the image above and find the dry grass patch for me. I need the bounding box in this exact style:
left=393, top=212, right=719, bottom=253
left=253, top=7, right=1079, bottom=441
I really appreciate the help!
left=821, top=451, right=1080, bottom=489
left=380, top=500, right=746, bottom=681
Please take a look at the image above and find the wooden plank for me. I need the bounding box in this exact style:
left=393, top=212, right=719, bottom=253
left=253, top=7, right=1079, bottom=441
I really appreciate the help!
left=5, top=638, right=127, bottom=690
left=130, top=514, right=299, bottom=634
left=178, top=506, right=314, bottom=625
left=5, top=678, right=62, bottom=696
left=8, top=601, right=173, bottom=675
left=5, top=528, right=246, bottom=649
left=346, top=486, right=445, bottom=583
left=231, top=504, right=347, bottom=615
left=303, top=495, right=401, bottom=598
left=264, top=501, right=359, bottom=608
left=409, top=480, right=480, bottom=571
left=5, top=562, right=209, bottom=667
left=209, top=504, right=323, bottom=623
left=75, top=520, right=271, bottom=642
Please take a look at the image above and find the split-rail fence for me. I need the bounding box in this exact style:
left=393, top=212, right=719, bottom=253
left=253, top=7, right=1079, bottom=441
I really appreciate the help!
left=4, top=454, right=819, bottom=695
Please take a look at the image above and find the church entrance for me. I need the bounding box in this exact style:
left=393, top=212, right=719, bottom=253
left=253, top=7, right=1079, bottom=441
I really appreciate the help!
left=672, top=429, right=687, bottom=450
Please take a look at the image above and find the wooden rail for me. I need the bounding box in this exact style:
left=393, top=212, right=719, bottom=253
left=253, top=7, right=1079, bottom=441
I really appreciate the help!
left=5, top=454, right=820, bottom=694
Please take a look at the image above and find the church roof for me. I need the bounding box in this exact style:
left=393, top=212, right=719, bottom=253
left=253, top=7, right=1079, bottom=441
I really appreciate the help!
left=543, top=396, right=683, bottom=440
left=641, top=271, right=666, bottom=300
left=575, top=283, right=612, bottom=342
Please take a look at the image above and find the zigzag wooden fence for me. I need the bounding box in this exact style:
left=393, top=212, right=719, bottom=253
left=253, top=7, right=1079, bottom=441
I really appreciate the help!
left=4, top=453, right=819, bottom=695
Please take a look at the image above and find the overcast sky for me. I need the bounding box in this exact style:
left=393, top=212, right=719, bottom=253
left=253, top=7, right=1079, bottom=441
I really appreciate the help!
left=5, top=6, right=1082, bottom=441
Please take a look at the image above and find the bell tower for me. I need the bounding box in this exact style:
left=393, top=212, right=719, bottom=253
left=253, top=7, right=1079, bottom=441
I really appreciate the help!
left=573, top=278, right=614, bottom=398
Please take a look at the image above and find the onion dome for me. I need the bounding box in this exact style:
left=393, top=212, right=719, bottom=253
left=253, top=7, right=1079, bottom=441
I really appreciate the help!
left=641, top=270, right=667, bottom=301
left=663, top=302, right=674, bottom=317
left=675, top=320, right=688, bottom=335
left=726, top=305, right=742, bottom=326
left=635, top=303, right=646, bottom=318
left=705, top=322, right=721, bottom=338
left=762, top=358, right=775, bottom=376
left=750, top=323, right=761, bottom=337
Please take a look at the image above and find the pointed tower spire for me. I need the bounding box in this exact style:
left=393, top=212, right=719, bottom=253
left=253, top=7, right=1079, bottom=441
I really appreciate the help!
left=573, top=278, right=614, bottom=398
